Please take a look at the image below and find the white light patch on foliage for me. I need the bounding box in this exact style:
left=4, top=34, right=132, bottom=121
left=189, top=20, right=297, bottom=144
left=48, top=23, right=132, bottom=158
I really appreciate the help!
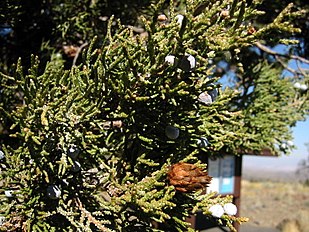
left=294, top=82, right=308, bottom=91
left=68, top=146, right=80, bottom=159
left=5, top=190, right=14, bottom=198
left=71, top=161, right=81, bottom=172
left=0, top=216, right=6, bottom=226
left=47, top=185, right=61, bottom=199
left=300, top=84, right=308, bottom=91
left=179, top=54, right=196, bottom=71
left=0, top=150, right=4, bottom=160
left=165, top=55, right=176, bottom=65
left=223, top=203, right=237, bottom=216
left=286, top=140, right=294, bottom=146
left=198, top=92, right=213, bottom=105
left=187, top=55, right=196, bottom=69
left=175, top=14, right=184, bottom=26
left=197, top=137, right=210, bottom=148
left=209, top=204, right=225, bottom=218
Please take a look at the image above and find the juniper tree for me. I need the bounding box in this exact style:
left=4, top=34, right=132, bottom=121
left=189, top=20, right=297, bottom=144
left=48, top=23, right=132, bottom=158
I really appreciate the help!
left=0, top=0, right=309, bottom=231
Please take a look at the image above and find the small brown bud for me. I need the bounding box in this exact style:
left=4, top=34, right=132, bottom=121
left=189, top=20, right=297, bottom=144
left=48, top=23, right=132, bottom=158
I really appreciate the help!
left=220, top=10, right=229, bottom=18
left=103, top=120, right=123, bottom=129
left=168, top=162, right=212, bottom=193
left=157, top=14, right=168, bottom=22
left=63, top=45, right=79, bottom=57
left=247, top=26, right=256, bottom=35
left=112, top=120, right=123, bottom=128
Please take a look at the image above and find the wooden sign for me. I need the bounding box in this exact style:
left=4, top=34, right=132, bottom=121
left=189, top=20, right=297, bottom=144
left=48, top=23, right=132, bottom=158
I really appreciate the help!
left=207, top=156, right=235, bottom=194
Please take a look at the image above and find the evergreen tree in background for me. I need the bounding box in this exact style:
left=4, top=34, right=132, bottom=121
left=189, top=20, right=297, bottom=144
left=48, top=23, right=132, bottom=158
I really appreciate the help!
left=0, top=0, right=308, bottom=231
left=297, top=143, right=309, bottom=185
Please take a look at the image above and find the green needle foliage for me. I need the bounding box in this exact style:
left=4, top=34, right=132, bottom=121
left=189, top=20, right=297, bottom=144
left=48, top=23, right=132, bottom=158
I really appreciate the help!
left=0, top=0, right=308, bottom=231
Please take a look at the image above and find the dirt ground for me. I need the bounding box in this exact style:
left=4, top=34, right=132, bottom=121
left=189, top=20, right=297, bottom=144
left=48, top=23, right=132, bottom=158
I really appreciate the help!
left=240, top=179, right=309, bottom=231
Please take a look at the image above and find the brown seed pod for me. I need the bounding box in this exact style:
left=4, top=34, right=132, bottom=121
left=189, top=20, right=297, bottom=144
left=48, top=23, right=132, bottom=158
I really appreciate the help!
left=167, top=162, right=212, bottom=193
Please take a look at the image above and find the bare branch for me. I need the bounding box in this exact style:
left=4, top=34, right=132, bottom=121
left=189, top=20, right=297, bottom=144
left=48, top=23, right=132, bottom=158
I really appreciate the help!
left=255, top=42, right=309, bottom=65
left=254, top=42, right=309, bottom=77
left=75, top=198, right=111, bottom=232
left=296, top=60, right=308, bottom=77
left=72, top=42, right=89, bottom=67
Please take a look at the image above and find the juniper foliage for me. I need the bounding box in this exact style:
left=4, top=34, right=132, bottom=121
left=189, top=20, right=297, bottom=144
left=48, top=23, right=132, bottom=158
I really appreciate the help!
left=0, top=0, right=308, bottom=231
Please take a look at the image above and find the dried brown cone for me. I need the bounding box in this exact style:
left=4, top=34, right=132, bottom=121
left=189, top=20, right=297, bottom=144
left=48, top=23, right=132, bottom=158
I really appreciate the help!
left=167, top=162, right=212, bottom=193
left=63, top=45, right=79, bottom=57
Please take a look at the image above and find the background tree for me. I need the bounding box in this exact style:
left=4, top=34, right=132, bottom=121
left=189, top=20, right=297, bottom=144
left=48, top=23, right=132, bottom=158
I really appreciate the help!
left=297, top=143, right=309, bottom=185
left=0, top=0, right=309, bottom=231
left=0, top=0, right=155, bottom=71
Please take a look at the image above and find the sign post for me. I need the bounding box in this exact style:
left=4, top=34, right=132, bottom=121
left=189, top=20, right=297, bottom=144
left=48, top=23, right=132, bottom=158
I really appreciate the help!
left=187, top=149, right=275, bottom=231
left=187, top=155, right=242, bottom=231
left=207, top=156, right=236, bottom=195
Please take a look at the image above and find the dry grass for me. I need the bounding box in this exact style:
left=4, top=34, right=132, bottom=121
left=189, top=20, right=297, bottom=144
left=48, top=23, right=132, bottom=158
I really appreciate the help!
left=240, top=179, right=309, bottom=231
